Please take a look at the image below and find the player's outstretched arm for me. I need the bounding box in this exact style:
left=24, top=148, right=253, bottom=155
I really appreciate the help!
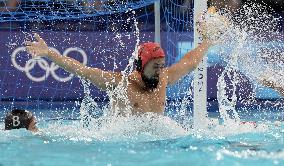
left=25, top=33, right=122, bottom=90
left=166, top=40, right=211, bottom=85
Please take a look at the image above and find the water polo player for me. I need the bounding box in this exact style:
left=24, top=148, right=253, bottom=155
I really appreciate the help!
left=4, top=109, right=38, bottom=132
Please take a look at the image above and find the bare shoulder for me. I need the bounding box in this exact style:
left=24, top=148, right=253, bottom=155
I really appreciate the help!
left=128, top=72, right=143, bottom=88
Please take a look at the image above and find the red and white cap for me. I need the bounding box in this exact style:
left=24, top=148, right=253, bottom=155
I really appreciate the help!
left=138, top=42, right=165, bottom=71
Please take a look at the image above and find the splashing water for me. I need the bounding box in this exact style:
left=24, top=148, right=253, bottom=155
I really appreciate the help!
left=41, top=112, right=187, bottom=142
left=106, top=9, right=140, bottom=117
left=74, top=2, right=284, bottom=141
left=60, top=9, right=190, bottom=141
left=218, top=3, right=283, bottom=85
left=219, top=3, right=282, bottom=126
left=187, top=2, right=283, bottom=136
left=2, top=3, right=284, bottom=166
left=80, top=78, right=104, bottom=128
left=14, top=2, right=281, bottom=142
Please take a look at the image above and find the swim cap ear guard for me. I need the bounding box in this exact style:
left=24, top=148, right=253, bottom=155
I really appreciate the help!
left=135, top=56, right=142, bottom=73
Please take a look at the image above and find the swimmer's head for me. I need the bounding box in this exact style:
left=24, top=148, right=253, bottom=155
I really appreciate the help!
left=4, top=109, right=37, bottom=132
left=135, top=42, right=165, bottom=89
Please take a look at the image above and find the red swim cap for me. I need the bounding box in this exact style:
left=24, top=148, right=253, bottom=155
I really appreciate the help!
left=138, top=42, right=165, bottom=71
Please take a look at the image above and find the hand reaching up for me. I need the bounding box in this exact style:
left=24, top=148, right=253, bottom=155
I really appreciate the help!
left=197, top=6, right=230, bottom=43
left=25, top=33, right=49, bottom=58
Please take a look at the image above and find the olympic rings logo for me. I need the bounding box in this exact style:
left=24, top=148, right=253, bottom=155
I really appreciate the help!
left=11, top=47, right=88, bottom=82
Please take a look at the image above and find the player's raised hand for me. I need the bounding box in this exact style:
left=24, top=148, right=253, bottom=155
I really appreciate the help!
left=197, top=6, right=230, bottom=42
left=25, top=33, right=49, bottom=58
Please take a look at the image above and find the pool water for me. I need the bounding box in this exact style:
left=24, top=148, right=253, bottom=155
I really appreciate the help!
left=0, top=102, right=284, bottom=166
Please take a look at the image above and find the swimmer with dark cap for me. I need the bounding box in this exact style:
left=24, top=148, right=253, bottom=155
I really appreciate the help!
left=4, top=109, right=38, bottom=132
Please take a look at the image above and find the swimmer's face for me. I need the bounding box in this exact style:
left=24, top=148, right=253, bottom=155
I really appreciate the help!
left=28, top=117, right=38, bottom=132
left=143, top=58, right=165, bottom=78
left=142, top=58, right=165, bottom=89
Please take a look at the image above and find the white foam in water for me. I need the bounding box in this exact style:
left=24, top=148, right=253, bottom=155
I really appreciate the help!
left=40, top=113, right=187, bottom=142
left=217, top=148, right=284, bottom=160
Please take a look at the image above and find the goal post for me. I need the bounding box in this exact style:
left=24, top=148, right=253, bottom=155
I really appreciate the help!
left=193, top=0, right=208, bottom=128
